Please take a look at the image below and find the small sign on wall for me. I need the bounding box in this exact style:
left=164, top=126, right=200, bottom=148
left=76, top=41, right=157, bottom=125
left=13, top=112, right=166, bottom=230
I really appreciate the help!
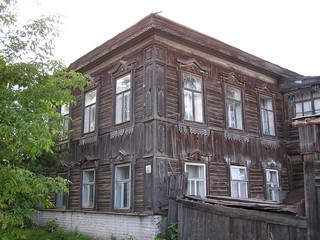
left=146, top=165, right=152, bottom=174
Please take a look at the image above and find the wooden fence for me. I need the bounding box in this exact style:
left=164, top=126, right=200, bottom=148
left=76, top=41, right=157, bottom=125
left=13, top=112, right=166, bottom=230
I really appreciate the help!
left=167, top=174, right=307, bottom=240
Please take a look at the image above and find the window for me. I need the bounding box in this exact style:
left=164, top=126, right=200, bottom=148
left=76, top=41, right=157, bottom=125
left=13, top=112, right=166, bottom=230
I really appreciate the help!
left=183, top=72, right=203, bottom=122
left=260, top=97, right=275, bottom=136
left=266, top=169, right=280, bottom=202
left=185, top=163, right=206, bottom=197
left=114, top=164, right=131, bottom=209
left=82, top=169, right=95, bottom=208
left=56, top=173, right=67, bottom=209
left=294, top=91, right=320, bottom=118
left=230, top=166, right=248, bottom=198
left=115, top=74, right=131, bottom=125
left=60, top=104, right=70, bottom=139
left=83, top=89, right=96, bottom=134
left=226, top=86, right=243, bottom=130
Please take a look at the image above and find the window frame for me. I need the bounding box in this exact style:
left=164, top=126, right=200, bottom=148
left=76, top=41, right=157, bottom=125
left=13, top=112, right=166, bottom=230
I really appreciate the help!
left=185, top=162, right=206, bottom=198
left=81, top=169, right=95, bottom=209
left=114, top=163, right=132, bottom=210
left=259, top=96, right=276, bottom=136
left=114, top=73, right=132, bottom=125
left=55, top=172, right=68, bottom=209
left=225, top=85, right=243, bottom=130
left=265, top=169, right=281, bottom=202
left=60, top=104, right=70, bottom=140
left=182, top=72, right=204, bottom=123
left=230, top=165, right=248, bottom=198
left=294, top=91, right=320, bottom=118
left=83, top=89, right=97, bottom=134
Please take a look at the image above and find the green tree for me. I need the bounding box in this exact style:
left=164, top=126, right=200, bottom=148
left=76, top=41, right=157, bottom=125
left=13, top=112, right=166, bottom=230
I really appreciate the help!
left=0, top=0, right=88, bottom=229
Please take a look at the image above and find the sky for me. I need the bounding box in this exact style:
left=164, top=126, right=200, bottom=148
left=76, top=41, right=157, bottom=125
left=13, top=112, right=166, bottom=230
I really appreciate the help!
left=17, top=0, right=320, bottom=76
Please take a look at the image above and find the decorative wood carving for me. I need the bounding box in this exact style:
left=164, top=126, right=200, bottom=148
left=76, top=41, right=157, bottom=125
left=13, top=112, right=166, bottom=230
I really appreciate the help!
left=79, top=135, right=98, bottom=145
left=157, top=124, right=165, bottom=153
left=109, top=59, right=137, bottom=76
left=145, top=123, right=153, bottom=153
left=224, top=131, right=249, bottom=143
left=260, top=138, right=280, bottom=148
left=262, top=158, right=282, bottom=170
left=178, top=124, right=210, bottom=136
left=156, top=46, right=165, bottom=61
left=185, top=149, right=211, bottom=162
left=145, top=48, right=153, bottom=61
left=110, top=150, right=134, bottom=164
left=176, top=58, right=210, bottom=75
left=157, top=91, right=164, bottom=117
left=220, top=72, right=244, bottom=87
left=110, top=126, right=134, bottom=139
left=146, top=91, right=152, bottom=117
left=156, top=65, right=165, bottom=117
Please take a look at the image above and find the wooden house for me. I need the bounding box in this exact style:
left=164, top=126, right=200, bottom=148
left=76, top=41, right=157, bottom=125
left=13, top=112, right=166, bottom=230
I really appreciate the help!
left=37, top=13, right=320, bottom=239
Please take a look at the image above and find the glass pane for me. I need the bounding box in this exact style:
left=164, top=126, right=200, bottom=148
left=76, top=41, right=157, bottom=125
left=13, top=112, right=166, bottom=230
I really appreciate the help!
left=314, top=99, right=320, bottom=114
left=188, top=180, right=195, bottom=195
left=295, top=103, right=303, bottom=117
left=123, top=182, right=129, bottom=208
left=268, top=111, right=275, bottom=135
left=115, top=94, right=123, bottom=124
left=89, top=185, right=94, bottom=206
left=261, top=110, right=268, bottom=134
left=184, top=90, right=193, bottom=120
left=231, top=167, right=247, bottom=180
left=231, top=181, right=239, bottom=197
left=227, top=87, right=241, bottom=100
left=184, top=73, right=202, bottom=91
left=186, top=165, right=204, bottom=179
left=197, top=180, right=205, bottom=197
left=84, top=107, right=90, bottom=133
left=235, top=103, right=242, bottom=129
left=116, top=166, right=130, bottom=181
left=194, top=93, right=203, bottom=122
left=116, top=75, right=131, bottom=93
left=303, top=101, right=312, bottom=115
left=227, top=102, right=235, bottom=128
left=89, top=105, right=96, bottom=132
left=123, top=91, right=131, bottom=122
left=239, top=182, right=248, bottom=198
left=85, top=90, right=96, bottom=106
left=114, top=182, right=122, bottom=208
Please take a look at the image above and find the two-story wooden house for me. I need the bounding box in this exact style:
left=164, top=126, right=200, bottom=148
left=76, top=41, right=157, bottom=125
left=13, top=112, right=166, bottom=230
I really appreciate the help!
left=36, top=13, right=320, bottom=239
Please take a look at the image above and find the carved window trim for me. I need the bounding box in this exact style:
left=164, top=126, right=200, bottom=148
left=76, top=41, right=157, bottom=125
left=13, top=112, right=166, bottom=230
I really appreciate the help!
left=262, top=158, right=282, bottom=202
left=81, top=168, right=96, bottom=209
left=177, top=58, right=209, bottom=126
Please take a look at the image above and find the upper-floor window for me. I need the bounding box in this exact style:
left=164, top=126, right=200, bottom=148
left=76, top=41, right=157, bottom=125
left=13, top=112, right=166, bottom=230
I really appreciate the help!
left=114, top=164, right=131, bottom=209
left=83, top=89, right=96, bottom=134
left=294, top=91, right=320, bottom=118
left=60, top=104, right=70, bottom=139
left=260, top=97, right=275, bottom=136
left=185, top=163, right=206, bottom=198
left=230, top=165, right=248, bottom=198
left=265, top=169, right=280, bottom=202
left=183, top=72, right=203, bottom=122
left=115, top=74, right=131, bottom=125
left=82, top=169, right=95, bottom=208
left=226, top=86, right=243, bottom=130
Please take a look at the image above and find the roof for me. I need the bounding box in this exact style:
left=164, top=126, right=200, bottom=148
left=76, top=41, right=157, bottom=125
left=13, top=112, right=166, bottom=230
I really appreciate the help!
left=69, top=13, right=300, bottom=79
left=279, top=75, right=320, bottom=92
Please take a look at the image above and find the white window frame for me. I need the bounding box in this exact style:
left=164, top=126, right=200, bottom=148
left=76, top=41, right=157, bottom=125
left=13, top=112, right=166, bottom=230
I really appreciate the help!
left=185, top=163, right=206, bottom=198
left=115, top=74, right=131, bottom=125
left=226, top=86, right=243, bottom=130
left=82, top=169, right=95, bottom=208
left=56, top=173, right=68, bottom=209
left=60, top=104, right=70, bottom=139
left=230, top=165, right=248, bottom=198
left=294, top=91, right=320, bottom=118
left=260, top=97, right=275, bottom=136
left=183, top=72, right=204, bottom=123
left=114, top=164, right=131, bottom=209
left=266, top=169, right=280, bottom=202
left=83, top=89, right=97, bottom=134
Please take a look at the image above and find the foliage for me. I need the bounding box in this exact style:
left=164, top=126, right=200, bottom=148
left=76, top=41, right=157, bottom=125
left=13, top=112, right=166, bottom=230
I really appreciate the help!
left=155, top=222, right=178, bottom=240
left=0, top=222, right=92, bottom=240
left=0, top=0, right=89, bottom=229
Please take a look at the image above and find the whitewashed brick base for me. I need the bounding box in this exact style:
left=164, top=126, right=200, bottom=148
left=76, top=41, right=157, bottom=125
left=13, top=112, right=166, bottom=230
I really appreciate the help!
left=35, top=210, right=162, bottom=240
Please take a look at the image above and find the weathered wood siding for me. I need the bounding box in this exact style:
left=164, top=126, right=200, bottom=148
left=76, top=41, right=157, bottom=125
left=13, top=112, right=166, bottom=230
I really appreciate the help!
left=177, top=198, right=307, bottom=240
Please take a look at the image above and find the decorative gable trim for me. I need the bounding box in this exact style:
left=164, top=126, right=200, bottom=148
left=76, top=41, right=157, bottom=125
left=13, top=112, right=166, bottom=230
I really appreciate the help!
left=110, top=150, right=134, bottom=164
left=220, top=71, right=245, bottom=87
left=109, top=60, right=137, bottom=77
left=176, top=58, right=210, bottom=75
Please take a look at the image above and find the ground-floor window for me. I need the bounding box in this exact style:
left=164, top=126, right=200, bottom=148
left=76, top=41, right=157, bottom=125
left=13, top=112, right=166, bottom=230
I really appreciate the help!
left=56, top=173, right=68, bottom=209
left=185, top=163, right=206, bottom=198
left=230, top=165, right=248, bottom=198
left=266, top=169, right=280, bottom=202
left=114, top=164, right=131, bottom=209
left=82, top=169, right=95, bottom=208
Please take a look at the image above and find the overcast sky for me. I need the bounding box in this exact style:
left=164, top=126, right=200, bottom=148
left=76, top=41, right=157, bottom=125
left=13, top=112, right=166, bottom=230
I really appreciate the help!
left=18, top=0, right=320, bottom=76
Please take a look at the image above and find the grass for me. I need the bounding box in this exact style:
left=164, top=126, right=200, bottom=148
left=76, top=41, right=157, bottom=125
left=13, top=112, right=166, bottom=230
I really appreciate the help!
left=0, top=221, right=92, bottom=240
